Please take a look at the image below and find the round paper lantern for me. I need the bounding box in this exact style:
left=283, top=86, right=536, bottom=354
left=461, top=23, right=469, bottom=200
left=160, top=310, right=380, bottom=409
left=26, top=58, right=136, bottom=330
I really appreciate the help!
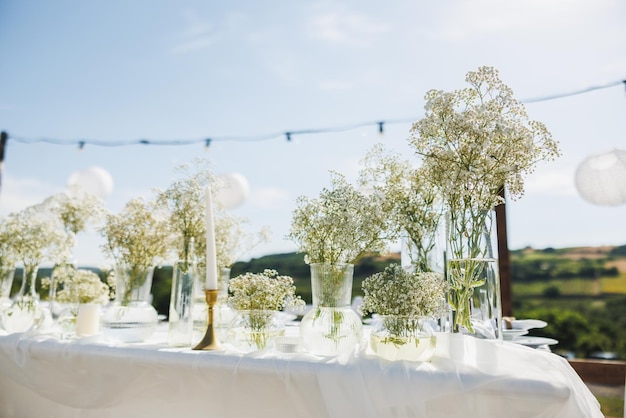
left=575, top=149, right=626, bottom=206
left=214, top=173, right=250, bottom=209
left=67, top=166, right=114, bottom=199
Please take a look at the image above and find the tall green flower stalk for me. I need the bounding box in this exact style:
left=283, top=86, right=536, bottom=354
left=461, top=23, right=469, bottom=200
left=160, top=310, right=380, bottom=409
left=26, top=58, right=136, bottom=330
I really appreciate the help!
left=409, top=66, right=560, bottom=334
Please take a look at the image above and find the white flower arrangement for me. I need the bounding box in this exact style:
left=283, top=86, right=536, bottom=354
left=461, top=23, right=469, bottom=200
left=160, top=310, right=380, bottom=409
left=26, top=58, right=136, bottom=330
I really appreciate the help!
left=44, top=186, right=105, bottom=235
left=100, top=198, right=169, bottom=303
left=4, top=205, right=72, bottom=280
left=154, top=160, right=214, bottom=271
left=0, top=216, right=19, bottom=270
left=287, top=172, right=393, bottom=265
left=409, top=66, right=560, bottom=213
left=361, top=264, right=447, bottom=346
left=154, top=159, right=270, bottom=285
left=409, top=66, right=561, bottom=333
left=359, top=144, right=442, bottom=272
left=42, top=267, right=112, bottom=305
left=360, top=264, right=447, bottom=318
left=228, top=269, right=305, bottom=312
left=100, top=198, right=170, bottom=269
left=227, top=269, right=305, bottom=350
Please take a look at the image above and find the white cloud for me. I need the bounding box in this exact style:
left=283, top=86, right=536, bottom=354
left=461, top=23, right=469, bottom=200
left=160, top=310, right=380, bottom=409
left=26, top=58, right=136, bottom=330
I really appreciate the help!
left=0, top=175, right=60, bottom=215
left=171, top=9, right=219, bottom=54
left=250, top=187, right=291, bottom=210
left=307, top=8, right=390, bottom=47
left=171, top=37, right=218, bottom=54
left=428, top=0, right=616, bottom=44
left=524, top=169, right=578, bottom=197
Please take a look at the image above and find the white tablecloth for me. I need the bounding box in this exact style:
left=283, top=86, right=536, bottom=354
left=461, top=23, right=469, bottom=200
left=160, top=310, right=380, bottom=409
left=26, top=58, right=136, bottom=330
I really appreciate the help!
left=0, top=324, right=602, bottom=418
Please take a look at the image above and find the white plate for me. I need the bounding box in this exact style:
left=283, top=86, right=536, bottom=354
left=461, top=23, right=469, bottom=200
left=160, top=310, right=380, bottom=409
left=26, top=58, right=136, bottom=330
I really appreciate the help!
left=511, top=336, right=558, bottom=347
left=511, top=319, right=548, bottom=330
left=502, top=329, right=528, bottom=340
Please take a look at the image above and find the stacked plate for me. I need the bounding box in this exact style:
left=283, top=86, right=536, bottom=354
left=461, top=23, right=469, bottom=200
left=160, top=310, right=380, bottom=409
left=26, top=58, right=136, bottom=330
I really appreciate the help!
left=503, top=319, right=558, bottom=348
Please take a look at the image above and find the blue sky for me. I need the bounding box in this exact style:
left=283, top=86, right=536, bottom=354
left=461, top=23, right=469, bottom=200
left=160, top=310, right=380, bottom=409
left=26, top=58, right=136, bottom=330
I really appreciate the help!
left=1, top=0, right=625, bottom=266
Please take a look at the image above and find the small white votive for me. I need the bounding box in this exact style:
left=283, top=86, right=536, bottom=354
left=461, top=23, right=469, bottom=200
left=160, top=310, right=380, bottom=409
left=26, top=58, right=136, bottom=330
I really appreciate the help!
left=274, top=336, right=303, bottom=354
left=76, top=303, right=101, bottom=336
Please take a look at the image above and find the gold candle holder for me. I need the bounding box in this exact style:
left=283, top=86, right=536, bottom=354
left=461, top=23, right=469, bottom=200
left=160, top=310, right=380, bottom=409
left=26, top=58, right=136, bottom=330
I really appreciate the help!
left=193, top=289, right=223, bottom=351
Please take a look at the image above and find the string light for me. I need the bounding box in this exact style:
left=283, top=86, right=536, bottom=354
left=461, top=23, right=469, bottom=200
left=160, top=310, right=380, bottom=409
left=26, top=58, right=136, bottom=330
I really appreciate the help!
left=3, top=79, right=624, bottom=148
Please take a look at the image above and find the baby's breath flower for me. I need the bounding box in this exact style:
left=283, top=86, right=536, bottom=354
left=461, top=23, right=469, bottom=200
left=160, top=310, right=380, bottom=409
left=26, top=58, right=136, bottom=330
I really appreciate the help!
left=43, top=267, right=111, bottom=304
left=287, top=172, right=393, bottom=265
left=43, top=186, right=105, bottom=235
left=228, top=269, right=305, bottom=312
left=154, top=160, right=215, bottom=268
left=154, top=159, right=271, bottom=273
left=359, top=144, right=442, bottom=271
left=409, top=66, right=560, bottom=213
left=3, top=205, right=72, bottom=271
left=0, top=216, right=19, bottom=269
left=360, top=264, right=447, bottom=318
left=408, top=66, right=560, bottom=333
left=99, top=198, right=169, bottom=270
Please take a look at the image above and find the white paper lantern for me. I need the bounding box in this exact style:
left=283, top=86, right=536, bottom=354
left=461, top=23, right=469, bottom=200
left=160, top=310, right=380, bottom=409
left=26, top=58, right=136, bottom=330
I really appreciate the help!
left=214, top=173, right=250, bottom=209
left=575, top=149, right=626, bottom=206
left=67, top=166, right=114, bottom=199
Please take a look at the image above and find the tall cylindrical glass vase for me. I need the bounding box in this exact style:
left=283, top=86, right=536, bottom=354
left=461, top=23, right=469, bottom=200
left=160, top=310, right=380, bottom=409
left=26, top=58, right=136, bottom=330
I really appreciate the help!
left=168, top=260, right=196, bottom=347
left=446, top=209, right=502, bottom=340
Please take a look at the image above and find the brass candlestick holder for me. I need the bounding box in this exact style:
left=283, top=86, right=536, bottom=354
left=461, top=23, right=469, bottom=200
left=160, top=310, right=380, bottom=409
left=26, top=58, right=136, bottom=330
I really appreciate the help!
left=193, top=289, right=223, bottom=351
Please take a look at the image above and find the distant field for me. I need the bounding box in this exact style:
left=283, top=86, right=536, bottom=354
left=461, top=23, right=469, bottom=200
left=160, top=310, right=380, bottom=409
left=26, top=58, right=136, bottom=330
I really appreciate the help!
left=513, top=276, right=626, bottom=297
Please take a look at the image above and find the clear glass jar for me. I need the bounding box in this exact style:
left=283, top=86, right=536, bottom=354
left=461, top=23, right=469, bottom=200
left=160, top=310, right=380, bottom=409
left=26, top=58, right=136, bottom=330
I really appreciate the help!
left=226, top=310, right=285, bottom=352
left=1, top=265, right=44, bottom=333
left=101, top=264, right=157, bottom=343
left=370, top=315, right=437, bottom=362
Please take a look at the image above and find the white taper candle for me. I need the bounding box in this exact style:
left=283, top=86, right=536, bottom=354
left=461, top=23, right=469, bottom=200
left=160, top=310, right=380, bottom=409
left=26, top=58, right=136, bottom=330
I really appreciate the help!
left=205, top=186, right=219, bottom=290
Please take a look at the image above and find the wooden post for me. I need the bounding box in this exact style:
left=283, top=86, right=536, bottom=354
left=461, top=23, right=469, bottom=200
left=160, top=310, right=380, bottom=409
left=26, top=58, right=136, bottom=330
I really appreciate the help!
left=0, top=131, right=7, bottom=197
left=496, top=188, right=513, bottom=317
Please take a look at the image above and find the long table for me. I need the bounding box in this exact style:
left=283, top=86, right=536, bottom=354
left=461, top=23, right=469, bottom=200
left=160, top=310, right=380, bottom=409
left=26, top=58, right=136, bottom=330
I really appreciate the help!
left=0, top=324, right=602, bottom=418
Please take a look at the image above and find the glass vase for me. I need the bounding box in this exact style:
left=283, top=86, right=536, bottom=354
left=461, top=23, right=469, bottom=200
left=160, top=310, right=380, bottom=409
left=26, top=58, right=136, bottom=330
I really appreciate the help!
left=48, top=262, right=76, bottom=320
left=191, top=267, right=234, bottom=345
left=446, top=209, right=502, bottom=340
left=370, top=315, right=437, bottom=362
left=101, top=264, right=158, bottom=343
left=300, top=263, right=363, bottom=356
left=1, top=265, right=44, bottom=333
left=0, top=265, right=15, bottom=309
left=226, top=310, right=285, bottom=352
left=57, top=303, right=79, bottom=339
left=168, top=260, right=196, bottom=347
left=400, top=207, right=445, bottom=274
